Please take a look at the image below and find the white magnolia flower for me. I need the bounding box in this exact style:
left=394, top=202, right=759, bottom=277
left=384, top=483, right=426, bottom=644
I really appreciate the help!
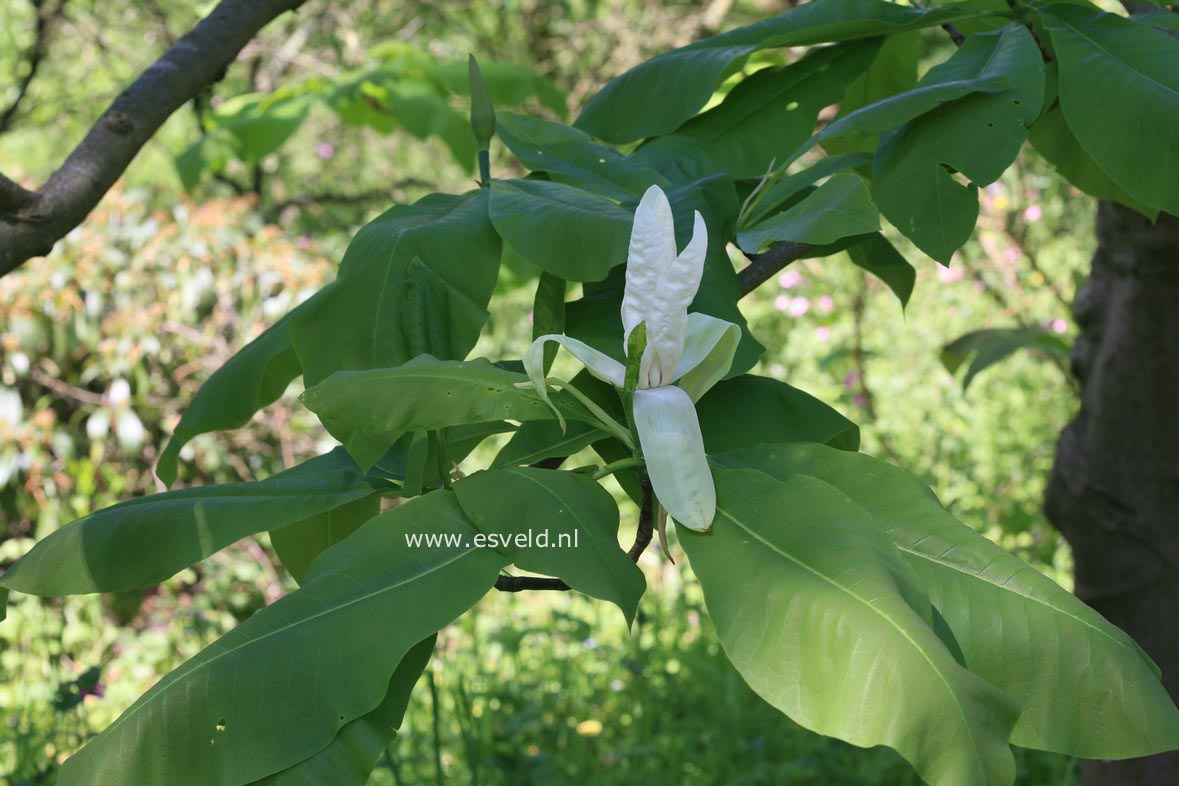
left=522, top=185, right=741, bottom=531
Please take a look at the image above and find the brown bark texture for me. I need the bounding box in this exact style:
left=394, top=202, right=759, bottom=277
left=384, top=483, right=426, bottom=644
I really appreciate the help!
left=1045, top=201, right=1179, bottom=786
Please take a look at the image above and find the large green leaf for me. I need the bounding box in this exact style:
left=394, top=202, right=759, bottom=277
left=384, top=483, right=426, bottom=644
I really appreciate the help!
left=712, top=443, right=1179, bottom=758
left=290, top=191, right=501, bottom=386
left=940, top=327, right=1071, bottom=390
left=301, top=357, right=592, bottom=464
left=737, top=173, right=879, bottom=253
left=871, top=24, right=1044, bottom=263
left=453, top=468, right=645, bottom=624
left=157, top=312, right=302, bottom=485
left=574, top=0, right=986, bottom=143
left=696, top=374, right=859, bottom=453
left=822, top=31, right=919, bottom=155
left=492, top=419, right=603, bottom=468
left=249, top=636, right=435, bottom=786
left=1039, top=4, right=1179, bottom=215
left=270, top=495, right=382, bottom=584
left=57, top=491, right=507, bottom=786
left=0, top=449, right=381, bottom=597
left=634, top=41, right=879, bottom=182
left=495, top=113, right=666, bottom=200
left=681, top=467, right=1020, bottom=786
left=847, top=232, right=915, bottom=307
left=488, top=179, right=633, bottom=282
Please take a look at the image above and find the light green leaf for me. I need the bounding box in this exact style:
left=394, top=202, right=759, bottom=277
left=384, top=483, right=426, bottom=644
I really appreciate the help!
left=871, top=24, right=1044, bottom=263
left=489, top=179, right=633, bottom=282
left=940, top=327, right=1070, bottom=390
left=248, top=636, right=435, bottom=785
left=744, top=152, right=874, bottom=226
left=822, top=31, right=919, bottom=155
left=0, top=449, right=380, bottom=597
left=56, top=491, right=507, bottom=786
left=681, top=468, right=1020, bottom=786
left=737, top=173, right=879, bottom=253
left=1039, top=5, right=1179, bottom=215
left=495, top=112, right=666, bottom=200
left=695, top=374, right=859, bottom=453
left=575, top=0, right=988, bottom=143
left=453, top=467, right=645, bottom=624
left=712, top=443, right=1179, bottom=758
left=635, top=41, right=879, bottom=182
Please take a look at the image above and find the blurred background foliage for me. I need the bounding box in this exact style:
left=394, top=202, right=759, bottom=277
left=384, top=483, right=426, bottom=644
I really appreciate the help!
left=1, top=0, right=1086, bottom=783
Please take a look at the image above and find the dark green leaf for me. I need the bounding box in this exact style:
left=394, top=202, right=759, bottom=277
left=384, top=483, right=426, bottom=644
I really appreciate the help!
left=575, top=0, right=987, bottom=143
left=696, top=374, right=859, bottom=453
left=846, top=232, right=915, bottom=307
left=940, top=327, right=1070, bottom=390
left=453, top=467, right=645, bottom=624
left=270, top=495, right=382, bottom=585
left=737, top=173, right=879, bottom=252
left=492, top=420, right=604, bottom=469
left=822, top=31, right=919, bottom=155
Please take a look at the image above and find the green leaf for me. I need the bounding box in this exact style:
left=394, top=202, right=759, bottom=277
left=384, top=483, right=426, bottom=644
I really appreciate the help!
left=1029, top=104, right=1157, bottom=218
left=248, top=636, right=434, bottom=786
left=744, top=152, right=874, bottom=225
left=157, top=312, right=301, bottom=485
left=491, top=419, right=603, bottom=469
left=940, top=327, right=1070, bottom=390
left=301, top=357, right=591, bottom=464
left=635, top=41, right=879, bottom=182
left=453, top=468, right=645, bottom=624
left=695, top=374, right=859, bottom=453
left=822, top=31, right=919, bottom=155
left=57, top=491, right=505, bottom=786
left=488, top=179, right=633, bottom=282
left=871, top=24, right=1044, bottom=263
left=495, top=112, right=666, bottom=200
left=532, top=271, right=567, bottom=375
left=711, top=443, right=1179, bottom=758
left=291, top=191, right=501, bottom=386
left=737, top=173, right=879, bottom=253
left=0, top=449, right=380, bottom=597
left=846, top=232, right=915, bottom=307
left=574, top=0, right=987, bottom=143
left=681, top=468, right=1020, bottom=786
left=1039, top=5, right=1179, bottom=215
left=270, top=495, right=381, bottom=584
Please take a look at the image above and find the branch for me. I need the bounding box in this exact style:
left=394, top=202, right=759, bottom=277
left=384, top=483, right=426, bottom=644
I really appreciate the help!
left=738, top=241, right=814, bottom=297
left=0, top=0, right=307, bottom=277
left=495, top=478, right=654, bottom=593
left=0, top=0, right=67, bottom=134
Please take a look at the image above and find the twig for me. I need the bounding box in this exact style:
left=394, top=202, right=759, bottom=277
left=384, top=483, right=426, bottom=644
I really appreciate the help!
left=0, top=0, right=308, bottom=276
left=0, top=0, right=68, bottom=134
left=737, top=241, right=814, bottom=296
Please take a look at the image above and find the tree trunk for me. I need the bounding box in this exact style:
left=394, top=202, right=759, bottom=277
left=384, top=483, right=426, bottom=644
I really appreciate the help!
left=1045, top=201, right=1179, bottom=786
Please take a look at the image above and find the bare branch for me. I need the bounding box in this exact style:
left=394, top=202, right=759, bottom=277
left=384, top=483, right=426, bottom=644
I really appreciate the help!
left=737, top=241, right=814, bottom=297
left=0, top=0, right=307, bottom=277
left=0, top=0, right=68, bottom=134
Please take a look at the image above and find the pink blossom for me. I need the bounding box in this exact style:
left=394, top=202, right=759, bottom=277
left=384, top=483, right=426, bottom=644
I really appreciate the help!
left=842, top=370, right=861, bottom=390
left=1024, top=204, right=1043, bottom=222
left=1003, top=248, right=1021, bottom=264
left=817, top=295, right=835, bottom=314
left=316, top=142, right=335, bottom=160
left=297, top=235, right=311, bottom=249
left=938, top=265, right=964, bottom=283
left=777, top=269, right=802, bottom=289
left=789, top=297, right=810, bottom=317
left=773, top=294, right=791, bottom=312
left=815, top=326, right=831, bottom=342
left=1051, top=318, right=1068, bottom=334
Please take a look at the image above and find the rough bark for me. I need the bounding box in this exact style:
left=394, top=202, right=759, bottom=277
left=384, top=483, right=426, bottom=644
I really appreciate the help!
left=0, top=0, right=307, bottom=277
left=1045, top=201, right=1179, bottom=786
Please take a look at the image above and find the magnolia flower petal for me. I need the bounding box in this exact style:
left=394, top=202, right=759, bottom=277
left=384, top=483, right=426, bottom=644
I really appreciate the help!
left=643, top=210, right=709, bottom=388
left=633, top=386, right=715, bottom=532
left=621, top=185, right=677, bottom=341
left=523, top=334, right=626, bottom=427
left=673, top=313, right=741, bottom=402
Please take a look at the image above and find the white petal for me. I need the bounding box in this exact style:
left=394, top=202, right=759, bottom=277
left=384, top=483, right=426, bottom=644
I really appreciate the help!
left=641, top=209, right=708, bottom=387
left=523, top=334, right=627, bottom=425
left=632, top=386, right=715, bottom=531
left=673, top=313, right=741, bottom=401
left=621, top=186, right=677, bottom=340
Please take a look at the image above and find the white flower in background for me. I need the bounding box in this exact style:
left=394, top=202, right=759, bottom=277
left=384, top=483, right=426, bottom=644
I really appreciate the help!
left=522, top=185, right=741, bottom=531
